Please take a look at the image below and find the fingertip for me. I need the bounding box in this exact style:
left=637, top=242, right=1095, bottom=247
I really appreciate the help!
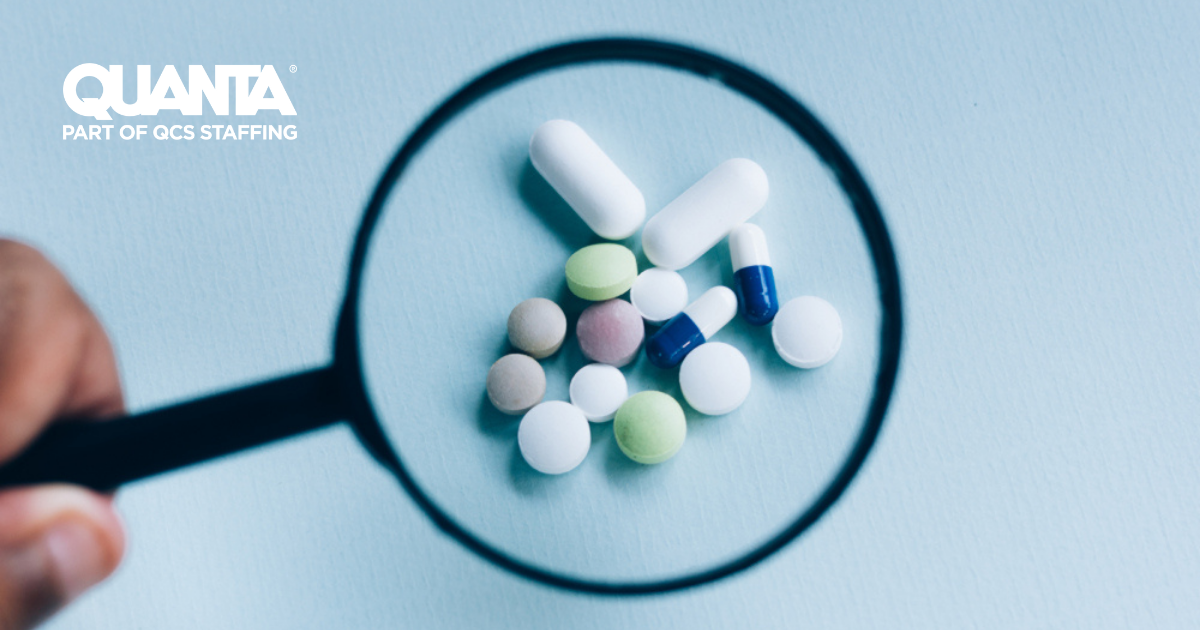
left=43, top=517, right=119, bottom=601
left=0, top=486, right=125, bottom=604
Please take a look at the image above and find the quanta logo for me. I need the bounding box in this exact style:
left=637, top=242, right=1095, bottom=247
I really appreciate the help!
left=63, top=64, right=296, bottom=120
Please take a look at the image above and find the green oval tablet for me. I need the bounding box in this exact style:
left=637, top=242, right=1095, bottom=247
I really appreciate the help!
left=565, top=243, right=637, bottom=301
left=613, top=391, right=686, bottom=464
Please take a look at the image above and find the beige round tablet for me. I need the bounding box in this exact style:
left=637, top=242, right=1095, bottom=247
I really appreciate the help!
left=486, top=354, right=546, bottom=415
left=507, top=298, right=567, bottom=359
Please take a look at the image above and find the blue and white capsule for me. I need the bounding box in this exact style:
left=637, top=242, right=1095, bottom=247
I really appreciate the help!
left=645, top=286, right=737, bottom=369
left=729, top=223, right=779, bottom=325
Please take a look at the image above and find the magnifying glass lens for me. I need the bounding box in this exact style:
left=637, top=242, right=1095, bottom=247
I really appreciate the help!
left=358, top=63, right=882, bottom=583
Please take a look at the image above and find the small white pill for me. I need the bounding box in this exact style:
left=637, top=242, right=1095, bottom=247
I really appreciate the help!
left=642, top=158, right=769, bottom=270
left=529, top=120, right=646, bottom=240
left=517, top=401, right=591, bottom=474
left=772, top=296, right=843, bottom=368
left=679, top=342, right=751, bottom=415
left=629, top=268, right=689, bottom=323
left=569, top=364, right=628, bottom=422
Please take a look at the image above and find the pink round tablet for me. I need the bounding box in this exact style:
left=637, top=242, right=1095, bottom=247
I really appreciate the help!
left=576, top=299, right=644, bottom=367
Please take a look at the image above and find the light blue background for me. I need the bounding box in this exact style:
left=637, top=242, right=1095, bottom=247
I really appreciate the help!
left=1, top=0, right=1198, bottom=627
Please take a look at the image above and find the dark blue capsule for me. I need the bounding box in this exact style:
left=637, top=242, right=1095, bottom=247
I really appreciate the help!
left=729, top=224, right=779, bottom=325
left=734, top=265, right=779, bottom=325
left=645, top=313, right=704, bottom=369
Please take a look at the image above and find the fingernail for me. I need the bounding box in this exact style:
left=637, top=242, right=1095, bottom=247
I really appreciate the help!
left=42, top=521, right=106, bottom=600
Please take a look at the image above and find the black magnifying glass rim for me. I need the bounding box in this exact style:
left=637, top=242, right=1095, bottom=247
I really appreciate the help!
left=331, top=36, right=903, bottom=596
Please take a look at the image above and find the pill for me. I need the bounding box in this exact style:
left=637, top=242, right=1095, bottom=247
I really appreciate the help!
left=486, top=354, right=546, bottom=415
left=565, top=243, right=638, bottom=301
left=629, top=268, right=688, bottom=324
left=644, top=286, right=737, bottom=369
left=772, top=296, right=843, bottom=368
left=529, top=120, right=646, bottom=240
left=729, top=223, right=779, bottom=325
left=613, top=391, right=687, bottom=464
left=576, top=299, right=644, bottom=367
left=642, top=158, right=769, bottom=270
left=569, top=364, right=628, bottom=422
left=679, top=342, right=751, bottom=415
left=518, top=401, right=591, bottom=474
left=507, top=297, right=567, bottom=359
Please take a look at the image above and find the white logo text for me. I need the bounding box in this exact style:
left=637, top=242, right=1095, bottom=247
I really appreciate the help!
left=63, top=64, right=297, bottom=120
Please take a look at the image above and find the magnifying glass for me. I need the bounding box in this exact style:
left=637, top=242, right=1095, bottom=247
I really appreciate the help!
left=0, top=38, right=902, bottom=595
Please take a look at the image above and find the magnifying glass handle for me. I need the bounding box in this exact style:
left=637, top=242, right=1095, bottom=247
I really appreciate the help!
left=0, top=366, right=344, bottom=492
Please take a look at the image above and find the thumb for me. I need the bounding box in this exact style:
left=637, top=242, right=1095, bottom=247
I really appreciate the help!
left=0, top=486, right=124, bottom=630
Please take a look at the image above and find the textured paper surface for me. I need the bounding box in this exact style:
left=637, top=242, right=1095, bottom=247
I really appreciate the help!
left=1, top=1, right=1197, bottom=627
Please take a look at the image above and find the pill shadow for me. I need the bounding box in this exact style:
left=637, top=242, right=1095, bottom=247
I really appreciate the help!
left=477, top=334, right=526, bottom=441
left=490, top=334, right=513, bottom=362
left=603, top=435, right=676, bottom=490
left=679, top=407, right=733, bottom=444
left=477, top=393, right=519, bottom=440
left=603, top=435, right=641, bottom=478
left=508, top=444, right=556, bottom=496
left=551, top=273, right=590, bottom=321
left=625, top=354, right=681, bottom=400
left=509, top=437, right=619, bottom=496
left=517, top=159, right=594, bottom=251
left=557, top=333, right=592, bottom=384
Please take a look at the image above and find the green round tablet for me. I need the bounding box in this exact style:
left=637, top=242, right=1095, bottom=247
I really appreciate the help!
left=565, top=243, right=637, bottom=301
left=613, top=391, right=686, bottom=464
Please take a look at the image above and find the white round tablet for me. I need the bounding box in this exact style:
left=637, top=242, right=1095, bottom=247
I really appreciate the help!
left=679, top=342, right=751, bottom=415
left=772, top=296, right=843, bottom=368
left=517, top=401, right=591, bottom=474
left=630, top=268, right=688, bottom=323
left=569, top=364, right=628, bottom=422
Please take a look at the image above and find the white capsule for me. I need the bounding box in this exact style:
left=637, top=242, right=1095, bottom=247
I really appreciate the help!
left=642, top=158, right=768, bottom=270
left=683, top=286, right=738, bottom=340
left=729, top=223, right=771, bottom=270
left=529, top=120, right=646, bottom=240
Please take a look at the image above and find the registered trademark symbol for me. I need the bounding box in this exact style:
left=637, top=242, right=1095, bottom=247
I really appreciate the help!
left=289, top=65, right=297, bottom=73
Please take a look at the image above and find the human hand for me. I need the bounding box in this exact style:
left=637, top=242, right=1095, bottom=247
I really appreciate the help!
left=0, top=240, right=125, bottom=629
